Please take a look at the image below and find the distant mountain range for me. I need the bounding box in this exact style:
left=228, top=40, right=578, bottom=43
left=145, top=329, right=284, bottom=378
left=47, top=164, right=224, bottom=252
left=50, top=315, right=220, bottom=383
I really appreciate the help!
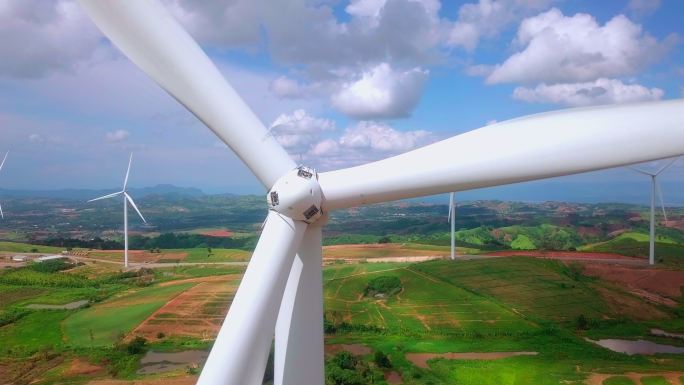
left=0, top=184, right=207, bottom=200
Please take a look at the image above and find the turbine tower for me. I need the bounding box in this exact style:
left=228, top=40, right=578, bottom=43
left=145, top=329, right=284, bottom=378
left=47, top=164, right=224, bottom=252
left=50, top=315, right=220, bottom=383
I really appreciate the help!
left=77, top=2, right=684, bottom=384
left=0, top=151, right=7, bottom=219
left=630, top=157, right=679, bottom=265
left=448, top=192, right=456, bottom=260
left=88, top=154, right=146, bottom=268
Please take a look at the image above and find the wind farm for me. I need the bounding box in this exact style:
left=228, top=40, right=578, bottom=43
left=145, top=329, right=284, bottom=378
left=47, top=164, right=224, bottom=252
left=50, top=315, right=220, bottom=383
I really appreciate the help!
left=1, top=1, right=684, bottom=385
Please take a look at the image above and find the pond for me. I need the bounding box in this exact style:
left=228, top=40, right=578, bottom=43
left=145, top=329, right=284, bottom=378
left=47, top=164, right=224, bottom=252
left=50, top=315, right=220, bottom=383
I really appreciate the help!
left=137, top=350, right=209, bottom=375
left=586, top=338, right=684, bottom=355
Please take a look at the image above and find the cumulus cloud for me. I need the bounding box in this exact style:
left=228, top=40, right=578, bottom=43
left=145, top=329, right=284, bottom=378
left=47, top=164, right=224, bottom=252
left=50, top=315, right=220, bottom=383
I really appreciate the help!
left=446, top=0, right=554, bottom=51
left=331, top=63, right=428, bottom=119
left=269, top=109, right=336, bottom=154
left=266, top=111, right=433, bottom=169
left=0, top=0, right=101, bottom=78
left=339, top=121, right=430, bottom=152
left=486, top=8, right=672, bottom=84
left=309, top=121, right=433, bottom=169
left=512, top=78, right=664, bottom=106
left=105, top=129, right=130, bottom=143
left=269, top=76, right=306, bottom=99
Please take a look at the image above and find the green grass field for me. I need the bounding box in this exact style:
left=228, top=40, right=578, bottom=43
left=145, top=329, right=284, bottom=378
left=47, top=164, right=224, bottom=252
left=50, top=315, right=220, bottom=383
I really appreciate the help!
left=0, top=310, right=70, bottom=354
left=325, top=262, right=532, bottom=333
left=413, top=258, right=612, bottom=323
left=63, top=282, right=194, bottom=346
left=168, top=247, right=251, bottom=262
left=0, top=241, right=64, bottom=254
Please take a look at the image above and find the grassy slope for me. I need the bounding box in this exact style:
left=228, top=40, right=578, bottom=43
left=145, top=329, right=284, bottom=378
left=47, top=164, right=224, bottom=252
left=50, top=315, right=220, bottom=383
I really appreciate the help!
left=0, top=241, right=64, bottom=254
left=0, top=310, right=70, bottom=353
left=325, top=258, right=684, bottom=385
left=325, top=263, right=531, bottom=333
left=63, top=282, right=194, bottom=346
left=414, top=258, right=609, bottom=323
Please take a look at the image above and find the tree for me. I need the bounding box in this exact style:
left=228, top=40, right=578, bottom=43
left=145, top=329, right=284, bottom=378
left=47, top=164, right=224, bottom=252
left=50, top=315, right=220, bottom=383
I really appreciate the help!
left=373, top=351, right=391, bottom=368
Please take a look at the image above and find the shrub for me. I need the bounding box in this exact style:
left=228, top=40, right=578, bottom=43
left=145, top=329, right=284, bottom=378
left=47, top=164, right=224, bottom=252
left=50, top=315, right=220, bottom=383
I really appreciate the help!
left=125, top=336, right=148, bottom=355
left=364, top=276, right=402, bottom=298
left=373, top=351, right=391, bottom=368
left=576, top=314, right=589, bottom=330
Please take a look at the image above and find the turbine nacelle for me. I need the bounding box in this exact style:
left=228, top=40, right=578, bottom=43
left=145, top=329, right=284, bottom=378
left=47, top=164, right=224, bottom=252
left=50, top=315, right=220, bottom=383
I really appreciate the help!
left=267, top=166, right=323, bottom=224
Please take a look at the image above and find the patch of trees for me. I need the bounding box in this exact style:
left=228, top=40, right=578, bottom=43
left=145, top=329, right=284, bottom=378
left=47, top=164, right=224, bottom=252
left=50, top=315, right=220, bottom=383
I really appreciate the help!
left=0, top=269, right=93, bottom=288
left=28, top=259, right=78, bottom=273
left=129, top=233, right=256, bottom=250
left=325, top=351, right=383, bottom=385
left=36, top=233, right=258, bottom=251
left=40, top=237, right=123, bottom=250
left=363, top=276, right=402, bottom=298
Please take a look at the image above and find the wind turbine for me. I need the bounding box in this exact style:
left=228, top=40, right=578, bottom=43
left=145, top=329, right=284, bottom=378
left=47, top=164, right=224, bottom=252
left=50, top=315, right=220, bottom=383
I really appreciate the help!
left=0, top=151, right=7, bottom=219
left=448, top=192, right=456, bottom=259
left=630, top=157, right=679, bottom=265
left=77, top=2, right=684, bottom=384
left=88, top=154, right=146, bottom=268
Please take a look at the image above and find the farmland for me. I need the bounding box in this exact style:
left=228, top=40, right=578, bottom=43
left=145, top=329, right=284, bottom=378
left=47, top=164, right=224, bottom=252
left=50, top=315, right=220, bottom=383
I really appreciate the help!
left=0, top=198, right=683, bottom=384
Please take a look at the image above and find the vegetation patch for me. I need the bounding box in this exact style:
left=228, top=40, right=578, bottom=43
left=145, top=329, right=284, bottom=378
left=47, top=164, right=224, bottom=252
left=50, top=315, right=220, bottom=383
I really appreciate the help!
left=364, top=276, right=402, bottom=298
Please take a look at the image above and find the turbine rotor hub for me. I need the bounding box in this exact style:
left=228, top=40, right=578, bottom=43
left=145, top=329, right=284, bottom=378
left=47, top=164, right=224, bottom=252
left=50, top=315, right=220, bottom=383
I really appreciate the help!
left=267, top=166, right=323, bottom=224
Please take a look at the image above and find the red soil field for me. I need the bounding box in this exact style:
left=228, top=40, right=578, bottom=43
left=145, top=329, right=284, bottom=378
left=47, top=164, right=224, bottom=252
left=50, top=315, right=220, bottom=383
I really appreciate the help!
left=199, top=229, right=234, bottom=238
left=129, top=275, right=240, bottom=340
left=582, top=263, right=684, bottom=300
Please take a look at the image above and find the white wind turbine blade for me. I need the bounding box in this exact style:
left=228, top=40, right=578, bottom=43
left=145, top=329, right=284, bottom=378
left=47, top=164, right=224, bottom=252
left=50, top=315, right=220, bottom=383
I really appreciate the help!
left=0, top=151, right=7, bottom=172
left=320, top=99, right=684, bottom=210
left=198, top=212, right=307, bottom=385
left=87, top=191, right=123, bottom=203
left=78, top=0, right=295, bottom=189
left=0, top=203, right=3, bottom=220
left=123, top=153, right=133, bottom=191
left=655, top=156, right=679, bottom=176
left=124, top=192, right=146, bottom=223
left=655, top=179, right=668, bottom=223
left=628, top=166, right=653, bottom=176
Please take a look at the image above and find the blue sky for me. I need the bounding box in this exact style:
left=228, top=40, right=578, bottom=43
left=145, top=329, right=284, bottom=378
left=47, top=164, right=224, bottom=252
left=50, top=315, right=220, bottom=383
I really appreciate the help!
left=0, top=0, right=683, bottom=204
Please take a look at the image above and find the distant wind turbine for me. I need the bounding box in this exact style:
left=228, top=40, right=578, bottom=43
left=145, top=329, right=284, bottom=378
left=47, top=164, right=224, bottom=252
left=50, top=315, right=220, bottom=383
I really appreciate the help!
left=0, top=151, right=7, bottom=219
left=448, top=192, right=456, bottom=260
left=88, top=154, right=146, bottom=268
left=630, top=157, right=679, bottom=265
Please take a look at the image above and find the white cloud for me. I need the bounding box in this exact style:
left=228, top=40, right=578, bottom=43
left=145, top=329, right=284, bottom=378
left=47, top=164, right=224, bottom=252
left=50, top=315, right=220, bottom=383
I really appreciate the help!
left=269, top=109, right=335, bottom=154
left=486, top=8, right=672, bottom=84
left=627, top=0, right=661, bottom=16
left=307, top=121, right=433, bottom=169
left=269, top=76, right=306, bottom=99
left=331, top=63, right=428, bottom=119
left=0, top=0, right=101, bottom=78
left=105, top=129, right=130, bottom=143
left=446, top=0, right=554, bottom=51
left=339, top=121, right=430, bottom=152
left=28, top=134, right=43, bottom=143
left=512, top=78, right=664, bottom=106
left=265, top=111, right=434, bottom=169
